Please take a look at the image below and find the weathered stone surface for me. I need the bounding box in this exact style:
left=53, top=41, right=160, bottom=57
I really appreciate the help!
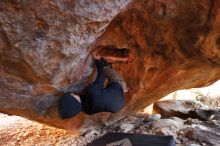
left=153, top=100, right=198, bottom=118
left=1, top=0, right=220, bottom=131
left=120, top=123, right=134, bottom=132
left=189, top=109, right=220, bottom=121
left=153, top=100, right=220, bottom=120
left=183, top=126, right=220, bottom=145
left=0, top=0, right=131, bottom=131
left=144, top=114, right=161, bottom=122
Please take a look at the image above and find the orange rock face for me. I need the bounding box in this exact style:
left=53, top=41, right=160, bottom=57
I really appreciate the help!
left=1, top=0, right=220, bottom=132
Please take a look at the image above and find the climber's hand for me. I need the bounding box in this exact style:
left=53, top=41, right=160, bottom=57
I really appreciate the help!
left=92, top=51, right=101, bottom=60
left=125, top=87, right=131, bottom=93
left=126, top=52, right=134, bottom=64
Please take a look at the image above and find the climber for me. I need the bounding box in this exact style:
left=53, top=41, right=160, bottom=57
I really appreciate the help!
left=58, top=52, right=130, bottom=119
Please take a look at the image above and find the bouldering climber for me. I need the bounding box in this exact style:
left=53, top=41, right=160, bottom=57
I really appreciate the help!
left=58, top=49, right=131, bottom=119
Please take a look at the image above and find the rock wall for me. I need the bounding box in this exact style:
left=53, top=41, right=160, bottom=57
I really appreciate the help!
left=97, top=0, right=220, bottom=119
left=1, top=0, right=220, bottom=132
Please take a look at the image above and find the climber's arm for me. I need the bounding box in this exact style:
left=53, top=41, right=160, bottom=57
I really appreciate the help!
left=92, top=48, right=133, bottom=63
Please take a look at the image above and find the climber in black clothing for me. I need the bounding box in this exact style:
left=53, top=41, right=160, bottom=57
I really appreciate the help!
left=58, top=58, right=129, bottom=119
left=81, top=59, right=125, bottom=114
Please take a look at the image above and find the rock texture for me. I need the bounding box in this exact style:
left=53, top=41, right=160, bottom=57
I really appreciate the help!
left=153, top=100, right=203, bottom=118
left=0, top=0, right=131, bottom=130
left=153, top=100, right=220, bottom=120
left=1, top=0, right=220, bottom=131
left=1, top=112, right=220, bottom=146
left=1, top=100, right=218, bottom=146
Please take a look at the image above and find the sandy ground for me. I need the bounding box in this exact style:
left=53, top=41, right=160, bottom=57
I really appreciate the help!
left=1, top=112, right=219, bottom=146
left=0, top=114, right=77, bottom=146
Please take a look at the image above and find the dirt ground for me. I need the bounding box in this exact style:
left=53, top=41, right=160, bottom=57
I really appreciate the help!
left=1, top=112, right=219, bottom=146
left=0, top=114, right=77, bottom=146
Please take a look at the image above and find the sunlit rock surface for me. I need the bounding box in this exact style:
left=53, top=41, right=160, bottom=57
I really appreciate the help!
left=1, top=0, right=220, bottom=131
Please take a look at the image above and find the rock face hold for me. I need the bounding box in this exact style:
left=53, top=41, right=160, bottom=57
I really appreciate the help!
left=1, top=0, right=220, bottom=131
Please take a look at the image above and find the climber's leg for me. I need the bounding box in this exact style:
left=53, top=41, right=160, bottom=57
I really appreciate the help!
left=84, top=59, right=107, bottom=97
left=92, top=59, right=106, bottom=88
left=103, top=66, right=128, bottom=93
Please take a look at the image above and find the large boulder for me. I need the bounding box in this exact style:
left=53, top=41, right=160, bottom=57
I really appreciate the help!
left=1, top=0, right=220, bottom=132
left=153, top=100, right=198, bottom=118
left=153, top=100, right=220, bottom=120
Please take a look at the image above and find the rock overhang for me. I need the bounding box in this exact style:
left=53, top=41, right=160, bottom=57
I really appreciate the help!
left=0, top=0, right=220, bottom=132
